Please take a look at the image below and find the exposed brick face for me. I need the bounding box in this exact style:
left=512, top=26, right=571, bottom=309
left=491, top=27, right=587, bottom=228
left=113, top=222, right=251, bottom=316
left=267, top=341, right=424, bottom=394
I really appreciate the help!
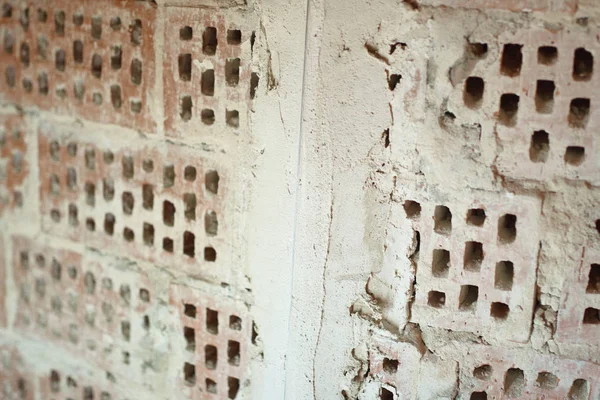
left=0, top=113, right=28, bottom=213
left=0, top=346, right=34, bottom=400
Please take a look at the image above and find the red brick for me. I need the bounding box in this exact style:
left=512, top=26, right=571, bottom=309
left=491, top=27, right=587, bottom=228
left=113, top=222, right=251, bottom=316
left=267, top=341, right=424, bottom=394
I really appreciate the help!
left=0, top=346, right=34, bottom=400
left=0, top=0, right=157, bottom=132
left=163, top=7, right=256, bottom=138
left=169, top=283, right=252, bottom=400
left=397, top=181, right=541, bottom=342
left=416, top=0, right=577, bottom=13
left=39, top=367, right=126, bottom=400
left=0, top=113, right=28, bottom=214
left=37, top=122, right=232, bottom=283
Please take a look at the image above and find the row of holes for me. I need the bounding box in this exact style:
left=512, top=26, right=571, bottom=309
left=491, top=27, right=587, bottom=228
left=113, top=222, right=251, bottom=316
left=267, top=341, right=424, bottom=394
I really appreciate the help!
left=183, top=333, right=241, bottom=367
left=528, top=130, right=587, bottom=166
left=183, top=364, right=240, bottom=399
left=1, top=4, right=143, bottom=45
left=183, top=304, right=243, bottom=333
left=403, top=201, right=517, bottom=243
left=428, top=288, right=511, bottom=321
left=177, top=56, right=238, bottom=87
left=179, top=26, right=242, bottom=49
left=50, top=370, right=115, bottom=400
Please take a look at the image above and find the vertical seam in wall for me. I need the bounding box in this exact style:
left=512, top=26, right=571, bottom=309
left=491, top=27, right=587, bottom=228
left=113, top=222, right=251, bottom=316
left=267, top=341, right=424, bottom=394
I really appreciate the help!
left=283, top=0, right=312, bottom=397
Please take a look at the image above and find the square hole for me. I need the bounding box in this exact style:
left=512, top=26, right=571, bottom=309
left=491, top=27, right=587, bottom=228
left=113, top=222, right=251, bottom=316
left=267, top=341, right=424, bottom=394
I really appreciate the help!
left=143, top=184, right=154, bottom=210
left=205, top=210, right=218, bottom=236
left=206, top=170, right=219, bottom=194
left=164, top=165, right=175, bottom=188
left=427, top=290, right=445, bottom=308
left=565, top=146, right=585, bottom=166
left=178, top=54, right=191, bottom=81
left=104, top=213, right=115, bottom=236
left=490, top=302, right=509, bottom=320
left=206, top=379, right=217, bottom=394
left=504, top=368, right=525, bottom=398
left=123, top=227, right=134, bottom=242
left=500, top=44, right=523, bottom=77
left=184, top=166, right=196, bottom=181
left=404, top=200, right=421, bottom=219
left=180, top=26, right=192, bottom=40
left=206, top=308, right=218, bottom=334
left=202, top=69, right=215, bottom=96
left=184, top=326, right=195, bottom=351
left=122, top=191, right=134, bottom=215
left=163, top=200, right=175, bottom=226
left=180, top=95, right=192, bottom=121
left=230, top=315, right=242, bottom=330
left=568, top=98, right=590, bottom=128
left=228, top=377, right=240, bottom=399
left=583, top=307, right=600, bottom=324
left=498, top=214, right=517, bottom=243
left=163, top=237, right=174, bottom=253
left=434, top=205, right=452, bottom=234
left=202, top=27, right=217, bottom=55
left=143, top=223, right=154, bottom=246
left=535, top=80, right=555, bottom=113
left=538, top=46, right=557, bottom=65
left=586, top=264, right=600, bottom=293
left=463, top=241, right=483, bottom=271
left=205, top=344, right=217, bottom=370
left=227, top=29, right=241, bottom=45
left=204, top=246, right=217, bottom=262
left=466, top=208, right=485, bottom=226
left=464, top=76, right=484, bottom=108
left=228, top=340, right=240, bottom=366
left=201, top=109, right=215, bottom=125
left=458, top=285, right=478, bottom=311
left=432, top=249, right=450, bottom=278
left=536, top=372, right=559, bottom=390
left=530, top=130, right=550, bottom=163
left=183, top=231, right=195, bottom=258
left=498, top=93, right=519, bottom=126
left=226, top=109, right=239, bottom=128
left=183, top=362, right=195, bottom=386
left=225, top=58, right=240, bottom=86
left=573, top=48, right=593, bottom=81
left=184, top=193, right=196, bottom=220
left=494, top=261, right=514, bottom=291
left=184, top=303, right=196, bottom=318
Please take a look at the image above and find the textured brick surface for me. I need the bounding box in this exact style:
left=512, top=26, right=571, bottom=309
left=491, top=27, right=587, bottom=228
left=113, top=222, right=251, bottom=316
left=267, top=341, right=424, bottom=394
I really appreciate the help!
left=0, top=0, right=157, bottom=131
left=39, top=367, right=130, bottom=400
left=37, top=122, right=232, bottom=283
left=416, top=0, right=577, bottom=12
left=0, top=346, right=34, bottom=400
left=0, top=236, right=4, bottom=328
left=0, top=113, right=28, bottom=214
left=170, top=284, right=252, bottom=399
left=164, top=7, right=256, bottom=138
left=399, top=184, right=541, bottom=342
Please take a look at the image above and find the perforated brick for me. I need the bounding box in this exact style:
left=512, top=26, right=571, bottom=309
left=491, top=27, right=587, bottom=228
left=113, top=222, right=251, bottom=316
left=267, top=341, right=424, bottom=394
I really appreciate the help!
left=0, top=346, right=34, bottom=400
left=415, top=0, right=577, bottom=12
left=163, top=7, right=256, bottom=138
left=459, top=345, right=600, bottom=399
left=170, top=284, right=252, bottom=399
left=12, top=236, right=159, bottom=377
left=458, top=29, right=600, bottom=183
left=399, top=183, right=541, bottom=342
left=0, top=113, right=28, bottom=214
left=39, top=367, right=130, bottom=400
left=37, top=122, right=232, bottom=283
left=0, top=0, right=157, bottom=131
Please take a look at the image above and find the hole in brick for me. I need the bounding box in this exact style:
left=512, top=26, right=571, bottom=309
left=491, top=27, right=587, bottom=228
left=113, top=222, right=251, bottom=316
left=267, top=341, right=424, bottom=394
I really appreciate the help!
left=490, top=302, right=510, bottom=320
left=466, top=208, right=485, bottom=226
left=538, top=46, right=557, bottom=65
left=138, top=288, right=150, bottom=303
left=388, top=74, right=401, bottom=91
left=205, top=211, right=218, bottom=236
left=228, top=377, right=240, bottom=399
left=131, top=59, right=142, bottom=85
left=123, top=227, right=134, bottom=242
left=498, top=214, right=517, bottom=243
left=184, top=304, right=196, bottom=318
left=163, top=200, right=175, bottom=226
left=104, top=150, right=114, bottom=164
left=183, top=231, right=195, bottom=257
left=54, top=11, right=65, bottom=35
left=536, top=372, right=559, bottom=390
left=469, top=42, right=488, bottom=57
left=178, top=54, right=191, bottom=81
left=55, top=49, right=65, bottom=71
left=122, top=351, right=130, bottom=365
left=143, top=223, right=154, bottom=246
left=120, top=320, right=130, bottom=341
left=229, top=315, right=242, bottom=330
left=122, top=155, right=134, bottom=178
left=184, top=327, right=195, bottom=351
left=184, top=193, right=196, bottom=220
left=102, top=277, right=113, bottom=291
left=251, top=72, right=259, bottom=99
left=494, top=261, right=514, bottom=291
left=180, top=96, right=192, bottom=121
left=564, top=146, right=585, bottom=166
left=22, top=78, right=32, bottom=92
left=432, top=249, right=450, bottom=277
left=131, top=99, right=142, bottom=113
left=458, top=285, right=478, bottom=311
left=180, top=26, right=192, bottom=40
left=203, top=27, right=217, bottom=55
left=85, top=149, right=95, bottom=169
left=504, top=368, right=524, bottom=398
left=573, top=48, right=593, bottom=81
left=529, top=130, right=549, bottom=163
left=434, top=205, right=452, bottom=234
left=470, top=393, right=487, bottom=400
left=3, top=31, right=13, bottom=53
left=73, top=12, right=83, bottom=26
left=74, top=80, right=84, bottom=100
left=184, top=165, right=196, bottom=181
left=206, top=379, right=217, bottom=394
left=569, top=379, right=590, bottom=399
left=143, top=184, right=154, bottom=210
left=227, top=29, right=241, bottom=44
left=91, top=16, right=102, bottom=39
left=38, top=72, right=48, bottom=95
left=50, top=370, right=60, bottom=392
left=5, top=66, right=15, bottom=87
left=163, top=237, right=174, bottom=253
left=120, top=284, right=131, bottom=305
left=427, top=290, right=445, bottom=308
left=104, top=213, right=115, bottom=235
left=84, top=271, right=96, bottom=294
left=37, top=8, right=46, bottom=22
left=382, top=358, right=398, bottom=374
left=583, top=307, right=600, bottom=324
left=228, top=340, right=240, bottom=366
left=83, top=387, right=94, bottom=400
left=2, top=3, right=11, bottom=18
left=49, top=140, right=60, bottom=160
left=51, top=209, right=61, bottom=222
left=226, top=58, right=240, bottom=86
left=35, top=277, right=46, bottom=297
left=380, top=387, right=393, bottom=400
left=85, top=182, right=95, bottom=206
left=110, top=17, right=121, bottom=30
left=130, top=19, right=141, bottom=45
left=569, top=98, right=590, bottom=128
left=535, top=80, right=555, bottom=113
left=91, top=54, right=102, bottom=78
left=206, top=170, right=219, bottom=194
left=143, top=315, right=150, bottom=331
left=464, top=77, right=484, bottom=108
left=110, top=46, right=122, bottom=69
left=86, top=218, right=95, bottom=231
left=205, top=344, right=217, bottom=369
left=500, top=44, right=522, bottom=77
left=473, top=365, right=492, bottom=380
left=20, top=43, right=29, bottom=66
left=111, top=85, right=122, bottom=109
left=498, top=94, right=519, bottom=126
left=50, top=174, right=60, bottom=196
left=37, top=35, right=48, bottom=59
left=226, top=109, right=240, bottom=127
left=103, top=177, right=115, bottom=201
left=73, top=40, right=83, bottom=63
left=122, top=192, right=134, bottom=215
left=586, top=264, right=600, bottom=293
left=202, top=69, right=215, bottom=96
left=201, top=109, right=215, bottom=125
left=205, top=246, right=217, bottom=262
left=163, top=165, right=175, bottom=187
left=464, top=241, right=483, bottom=271
left=143, top=159, right=154, bottom=172
left=206, top=308, right=218, bottom=334
left=67, top=167, right=77, bottom=190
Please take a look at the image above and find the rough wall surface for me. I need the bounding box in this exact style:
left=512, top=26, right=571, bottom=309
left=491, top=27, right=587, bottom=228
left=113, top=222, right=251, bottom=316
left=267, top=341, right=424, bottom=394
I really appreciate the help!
left=0, top=0, right=599, bottom=399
